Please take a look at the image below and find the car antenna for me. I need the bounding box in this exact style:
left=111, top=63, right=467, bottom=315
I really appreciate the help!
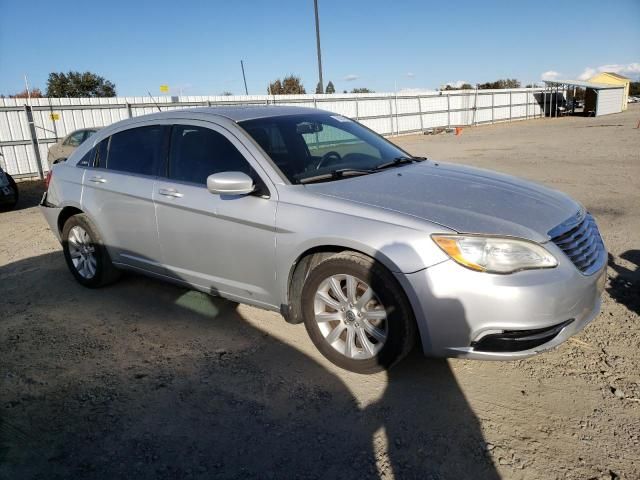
left=147, top=91, right=162, bottom=112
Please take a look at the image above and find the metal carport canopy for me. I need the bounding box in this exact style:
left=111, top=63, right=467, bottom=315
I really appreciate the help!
left=544, top=79, right=625, bottom=116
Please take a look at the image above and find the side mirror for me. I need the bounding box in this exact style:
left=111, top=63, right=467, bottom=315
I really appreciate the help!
left=206, top=171, right=255, bottom=196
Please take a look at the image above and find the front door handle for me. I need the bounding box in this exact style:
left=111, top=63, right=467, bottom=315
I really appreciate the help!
left=158, top=188, right=183, bottom=198
left=89, top=175, right=106, bottom=184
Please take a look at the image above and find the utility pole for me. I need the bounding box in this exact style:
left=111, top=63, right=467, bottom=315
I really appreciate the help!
left=314, top=0, right=324, bottom=93
left=240, top=60, right=249, bottom=95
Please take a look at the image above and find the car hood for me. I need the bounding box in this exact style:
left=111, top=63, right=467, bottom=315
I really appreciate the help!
left=306, top=162, right=581, bottom=243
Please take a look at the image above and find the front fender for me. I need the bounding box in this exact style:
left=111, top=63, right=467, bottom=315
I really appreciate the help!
left=274, top=200, right=451, bottom=305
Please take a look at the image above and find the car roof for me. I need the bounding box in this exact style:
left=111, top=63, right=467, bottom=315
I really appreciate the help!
left=126, top=105, right=326, bottom=123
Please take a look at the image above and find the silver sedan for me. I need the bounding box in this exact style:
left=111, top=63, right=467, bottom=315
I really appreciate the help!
left=40, top=106, right=607, bottom=373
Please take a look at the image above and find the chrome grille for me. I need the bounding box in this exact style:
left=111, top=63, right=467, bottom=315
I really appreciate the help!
left=550, top=214, right=605, bottom=275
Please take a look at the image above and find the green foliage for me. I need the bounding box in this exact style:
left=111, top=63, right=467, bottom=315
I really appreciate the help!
left=442, top=83, right=473, bottom=90
left=220, top=91, right=233, bottom=96
left=325, top=81, right=335, bottom=94
left=351, top=88, right=374, bottom=93
left=630, top=82, right=640, bottom=96
left=268, top=75, right=306, bottom=94
left=315, top=82, right=323, bottom=94
left=477, top=78, right=521, bottom=89
left=46, top=71, right=116, bottom=97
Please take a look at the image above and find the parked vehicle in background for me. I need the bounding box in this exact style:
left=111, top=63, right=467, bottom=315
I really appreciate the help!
left=47, top=128, right=100, bottom=167
left=40, top=106, right=607, bottom=373
left=0, top=162, right=18, bottom=210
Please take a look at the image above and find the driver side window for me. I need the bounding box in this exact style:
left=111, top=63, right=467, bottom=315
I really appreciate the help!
left=168, top=125, right=251, bottom=185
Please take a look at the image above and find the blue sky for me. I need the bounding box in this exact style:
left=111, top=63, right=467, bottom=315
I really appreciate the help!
left=1, top=0, right=638, bottom=96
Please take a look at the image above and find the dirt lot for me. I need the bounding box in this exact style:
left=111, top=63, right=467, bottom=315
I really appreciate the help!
left=1, top=106, right=639, bottom=480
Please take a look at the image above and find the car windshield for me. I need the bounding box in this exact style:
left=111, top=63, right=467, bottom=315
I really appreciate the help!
left=239, top=113, right=416, bottom=184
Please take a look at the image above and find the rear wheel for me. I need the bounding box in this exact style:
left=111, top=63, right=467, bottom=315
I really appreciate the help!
left=62, top=214, right=120, bottom=288
left=301, top=251, right=416, bottom=373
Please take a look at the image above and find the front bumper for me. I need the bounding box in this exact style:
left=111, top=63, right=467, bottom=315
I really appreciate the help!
left=396, top=243, right=606, bottom=360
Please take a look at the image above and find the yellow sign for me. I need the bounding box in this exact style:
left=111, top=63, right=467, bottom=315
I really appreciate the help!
left=159, top=85, right=169, bottom=93
left=50, top=113, right=60, bottom=121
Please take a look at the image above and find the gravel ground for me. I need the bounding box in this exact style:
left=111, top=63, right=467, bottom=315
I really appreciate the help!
left=1, top=106, right=639, bottom=479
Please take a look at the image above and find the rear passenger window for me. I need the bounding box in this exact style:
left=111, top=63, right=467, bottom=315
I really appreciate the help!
left=107, top=126, right=167, bottom=176
left=168, top=125, right=251, bottom=185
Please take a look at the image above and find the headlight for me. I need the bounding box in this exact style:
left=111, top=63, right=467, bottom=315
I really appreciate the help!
left=432, top=235, right=557, bottom=274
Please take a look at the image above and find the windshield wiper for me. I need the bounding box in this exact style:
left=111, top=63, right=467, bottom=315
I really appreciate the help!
left=374, top=156, right=427, bottom=171
left=298, top=168, right=373, bottom=184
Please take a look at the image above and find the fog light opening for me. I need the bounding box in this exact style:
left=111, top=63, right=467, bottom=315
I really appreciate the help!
left=471, top=320, right=574, bottom=353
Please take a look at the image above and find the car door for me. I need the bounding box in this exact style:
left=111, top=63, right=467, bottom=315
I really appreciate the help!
left=154, top=121, right=278, bottom=308
left=81, top=124, right=169, bottom=273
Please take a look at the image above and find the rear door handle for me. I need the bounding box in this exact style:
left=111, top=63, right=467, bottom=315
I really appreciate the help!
left=158, top=188, right=183, bottom=198
left=89, top=175, right=106, bottom=184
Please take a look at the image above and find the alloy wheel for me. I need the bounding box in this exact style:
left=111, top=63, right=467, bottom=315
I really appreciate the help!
left=314, top=274, right=388, bottom=360
left=67, top=225, right=97, bottom=279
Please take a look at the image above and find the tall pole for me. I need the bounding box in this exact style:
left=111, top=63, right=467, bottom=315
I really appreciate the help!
left=240, top=60, right=249, bottom=95
left=314, top=0, right=324, bottom=93
left=24, top=74, right=32, bottom=106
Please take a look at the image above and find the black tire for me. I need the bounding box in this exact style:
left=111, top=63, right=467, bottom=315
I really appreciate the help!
left=61, top=213, right=120, bottom=288
left=7, top=174, right=18, bottom=209
left=301, top=251, right=416, bottom=373
left=0, top=173, right=18, bottom=211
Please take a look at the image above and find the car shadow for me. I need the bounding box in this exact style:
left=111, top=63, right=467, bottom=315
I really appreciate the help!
left=607, top=251, right=640, bottom=315
left=0, top=250, right=498, bottom=479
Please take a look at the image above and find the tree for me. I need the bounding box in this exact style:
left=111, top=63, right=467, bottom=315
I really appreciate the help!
left=268, top=79, right=282, bottom=94
left=630, top=82, right=640, bottom=96
left=46, top=71, right=116, bottom=97
left=315, top=82, right=323, bottom=94
left=220, top=91, right=233, bottom=96
left=9, top=88, right=45, bottom=98
left=443, top=84, right=473, bottom=90
left=268, top=75, right=306, bottom=94
left=477, top=78, right=521, bottom=89
left=351, top=88, right=374, bottom=93
left=325, top=81, right=335, bottom=94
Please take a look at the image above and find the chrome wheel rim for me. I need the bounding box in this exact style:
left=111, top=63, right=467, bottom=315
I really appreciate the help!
left=68, top=226, right=97, bottom=279
left=314, top=274, right=388, bottom=360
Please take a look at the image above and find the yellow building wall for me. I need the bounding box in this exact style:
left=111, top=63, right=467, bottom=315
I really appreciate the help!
left=589, top=73, right=630, bottom=110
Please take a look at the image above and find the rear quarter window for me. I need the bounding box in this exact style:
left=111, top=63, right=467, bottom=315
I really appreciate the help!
left=76, top=147, right=96, bottom=167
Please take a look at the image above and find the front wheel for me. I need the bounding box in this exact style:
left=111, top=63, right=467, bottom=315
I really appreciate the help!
left=301, top=251, right=416, bottom=373
left=62, top=213, right=120, bottom=288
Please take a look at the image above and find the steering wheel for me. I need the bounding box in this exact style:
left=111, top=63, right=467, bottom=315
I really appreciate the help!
left=315, top=151, right=342, bottom=170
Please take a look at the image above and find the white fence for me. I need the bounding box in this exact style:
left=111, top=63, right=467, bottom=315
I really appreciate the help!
left=0, top=88, right=548, bottom=178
